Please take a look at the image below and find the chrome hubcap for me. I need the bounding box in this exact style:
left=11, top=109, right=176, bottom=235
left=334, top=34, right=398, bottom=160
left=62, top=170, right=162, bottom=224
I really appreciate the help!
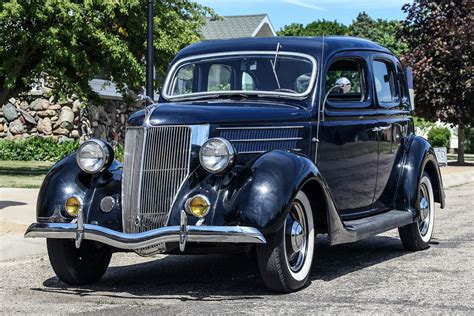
left=418, top=183, right=430, bottom=236
left=285, top=201, right=307, bottom=272
left=290, top=221, right=304, bottom=252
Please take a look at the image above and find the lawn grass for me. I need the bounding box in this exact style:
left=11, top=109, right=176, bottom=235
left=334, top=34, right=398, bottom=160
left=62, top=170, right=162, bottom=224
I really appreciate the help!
left=0, top=160, right=54, bottom=188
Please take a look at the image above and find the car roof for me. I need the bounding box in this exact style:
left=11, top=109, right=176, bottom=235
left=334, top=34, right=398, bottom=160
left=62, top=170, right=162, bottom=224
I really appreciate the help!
left=174, top=36, right=393, bottom=62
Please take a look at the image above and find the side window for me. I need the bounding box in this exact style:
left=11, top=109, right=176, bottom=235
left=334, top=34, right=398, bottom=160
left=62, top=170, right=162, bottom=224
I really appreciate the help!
left=397, top=63, right=409, bottom=108
left=372, top=60, right=399, bottom=104
left=208, top=64, right=232, bottom=92
left=242, top=71, right=256, bottom=91
left=173, top=64, right=195, bottom=95
left=326, top=59, right=366, bottom=102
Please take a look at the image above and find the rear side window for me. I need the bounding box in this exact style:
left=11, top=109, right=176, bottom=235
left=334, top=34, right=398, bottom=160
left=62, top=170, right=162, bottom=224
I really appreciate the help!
left=242, top=71, right=256, bottom=91
left=326, top=59, right=366, bottom=102
left=372, top=60, right=399, bottom=104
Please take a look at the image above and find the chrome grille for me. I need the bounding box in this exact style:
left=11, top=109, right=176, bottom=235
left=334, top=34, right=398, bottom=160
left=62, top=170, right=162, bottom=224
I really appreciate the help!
left=217, top=126, right=303, bottom=154
left=122, top=126, right=192, bottom=234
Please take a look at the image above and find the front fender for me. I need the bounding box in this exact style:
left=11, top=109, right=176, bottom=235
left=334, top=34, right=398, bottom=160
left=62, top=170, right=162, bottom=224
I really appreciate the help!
left=216, top=150, right=321, bottom=235
left=36, top=154, right=123, bottom=231
left=396, top=135, right=446, bottom=214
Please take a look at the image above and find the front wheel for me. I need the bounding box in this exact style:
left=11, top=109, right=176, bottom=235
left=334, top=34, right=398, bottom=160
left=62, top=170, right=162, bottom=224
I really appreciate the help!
left=256, top=191, right=315, bottom=293
left=398, top=172, right=435, bottom=250
left=47, top=239, right=112, bottom=285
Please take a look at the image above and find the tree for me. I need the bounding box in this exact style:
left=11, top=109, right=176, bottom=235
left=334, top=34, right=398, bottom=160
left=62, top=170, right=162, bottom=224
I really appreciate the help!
left=278, top=23, right=307, bottom=36
left=0, top=0, right=213, bottom=105
left=348, top=12, right=408, bottom=55
left=279, top=13, right=407, bottom=56
left=278, top=20, right=347, bottom=37
left=400, top=0, right=473, bottom=164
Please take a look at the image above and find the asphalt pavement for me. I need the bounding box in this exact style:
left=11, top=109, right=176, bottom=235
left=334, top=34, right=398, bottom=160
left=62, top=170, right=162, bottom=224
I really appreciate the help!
left=0, top=181, right=473, bottom=314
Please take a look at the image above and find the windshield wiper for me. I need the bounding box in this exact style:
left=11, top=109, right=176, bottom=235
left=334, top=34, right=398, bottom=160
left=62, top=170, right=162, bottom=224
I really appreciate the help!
left=270, top=43, right=282, bottom=89
left=175, top=93, right=250, bottom=101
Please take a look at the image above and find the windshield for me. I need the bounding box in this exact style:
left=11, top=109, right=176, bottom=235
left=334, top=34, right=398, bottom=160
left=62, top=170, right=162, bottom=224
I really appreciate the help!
left=164, top=52, right=316, bottom=100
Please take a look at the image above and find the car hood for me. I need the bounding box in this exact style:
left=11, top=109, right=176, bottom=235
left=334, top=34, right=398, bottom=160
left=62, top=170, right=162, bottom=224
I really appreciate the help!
left=128, top=101, right=310, bottom=126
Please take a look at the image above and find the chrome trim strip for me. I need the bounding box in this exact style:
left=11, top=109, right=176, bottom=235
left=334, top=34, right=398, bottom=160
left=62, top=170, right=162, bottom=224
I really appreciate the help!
left=216, top=126, right=304, bottom=130
left=162, top=51, right=317, bottom=101
left=239, top=148, right=302, bottom=154
left=24, top=222, right=266, bottom=249
left=229, top=137, right=303, bottom=142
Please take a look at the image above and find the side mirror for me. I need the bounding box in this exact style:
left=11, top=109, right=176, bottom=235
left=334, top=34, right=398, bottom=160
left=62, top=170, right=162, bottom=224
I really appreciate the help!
left=320, top=77, right=352, bottom=117
left=335, top=77, right=351, bottom=94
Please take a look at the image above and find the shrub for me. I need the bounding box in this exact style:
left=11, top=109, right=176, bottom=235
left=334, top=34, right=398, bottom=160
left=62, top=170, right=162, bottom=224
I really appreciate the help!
left=0, top=137, right=124, bottom=163
left=427, top=127, right=451, bottom=148
left=0, top=137, right=80, bottom=161
left=413, top=117, right=436, bottom=135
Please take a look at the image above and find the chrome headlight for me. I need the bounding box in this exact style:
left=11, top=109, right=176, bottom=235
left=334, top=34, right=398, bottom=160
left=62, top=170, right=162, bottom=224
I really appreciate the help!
left=76, top=139, right=113, bottom=173
left=199, top=137, right=235, bottom=173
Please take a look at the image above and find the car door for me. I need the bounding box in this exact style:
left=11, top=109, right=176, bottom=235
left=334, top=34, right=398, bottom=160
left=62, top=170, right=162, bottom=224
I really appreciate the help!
left=371, top=54, right=412, bottom=212
left=316, top=51, right=378, bottom=219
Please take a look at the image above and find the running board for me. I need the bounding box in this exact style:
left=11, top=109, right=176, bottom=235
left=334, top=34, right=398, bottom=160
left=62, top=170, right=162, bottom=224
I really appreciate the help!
left=329, top=210, right=414, bottom=245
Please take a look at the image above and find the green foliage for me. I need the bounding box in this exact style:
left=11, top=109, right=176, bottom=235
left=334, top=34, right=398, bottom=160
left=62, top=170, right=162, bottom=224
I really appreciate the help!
left=0, top=137, right=124, bottom=162
left=0, top=0, right=215, bottom=105
left=114, top=143, right=124, bottom=163
left=347, top=12, right=408, bottom=56
left=278, top=13, right=407, bottom=56
left=0, top=137, right=80, bottom=161
left=427, top=127, right=451, bottom=148
left=413, top=116, right=436, bottom=135
left=278, top=20, right=347, bottom=37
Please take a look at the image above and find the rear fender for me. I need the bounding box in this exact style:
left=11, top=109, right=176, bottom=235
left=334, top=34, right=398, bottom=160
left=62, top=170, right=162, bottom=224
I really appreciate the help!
left=396, top=135, right=446, bottom=215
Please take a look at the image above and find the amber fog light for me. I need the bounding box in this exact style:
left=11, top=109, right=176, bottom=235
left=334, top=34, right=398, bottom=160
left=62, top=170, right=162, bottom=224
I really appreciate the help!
left=65, top=196, right=81, bottom=217
left=185, top=195, right=210, bottom=218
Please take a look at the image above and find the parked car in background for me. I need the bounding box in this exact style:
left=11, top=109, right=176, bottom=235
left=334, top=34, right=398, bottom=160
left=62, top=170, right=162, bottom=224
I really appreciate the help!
left=26, top=37, right=445, bottom=292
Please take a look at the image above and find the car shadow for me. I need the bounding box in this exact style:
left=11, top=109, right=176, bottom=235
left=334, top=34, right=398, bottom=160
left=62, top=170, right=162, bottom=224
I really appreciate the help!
left=34, top=235, right=410, bottom=299
left=0, top=201, right=27, bottom=209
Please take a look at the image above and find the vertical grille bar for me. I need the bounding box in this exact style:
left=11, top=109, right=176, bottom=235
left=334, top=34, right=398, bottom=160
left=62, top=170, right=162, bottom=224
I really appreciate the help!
left=122, top=128, right=145, bottom=233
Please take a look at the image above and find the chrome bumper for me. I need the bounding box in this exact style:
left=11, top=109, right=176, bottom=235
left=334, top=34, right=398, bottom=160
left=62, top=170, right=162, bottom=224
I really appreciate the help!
left=24, top=220, right=266, bottom=251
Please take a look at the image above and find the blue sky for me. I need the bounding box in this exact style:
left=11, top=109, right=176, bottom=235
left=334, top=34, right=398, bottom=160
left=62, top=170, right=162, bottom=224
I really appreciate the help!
left=195, top=0, right=410, bottom=30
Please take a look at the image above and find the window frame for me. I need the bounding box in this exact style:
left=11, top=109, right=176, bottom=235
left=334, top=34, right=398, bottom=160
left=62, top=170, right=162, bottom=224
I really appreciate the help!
left=162, top=51, right=318, bottom=101
left=395, top=61, right=411, bottom=110
left=324, top=55, right=372, bottom=110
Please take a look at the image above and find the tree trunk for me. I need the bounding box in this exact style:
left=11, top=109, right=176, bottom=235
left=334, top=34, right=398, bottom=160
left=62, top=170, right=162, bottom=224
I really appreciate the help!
left=457, top=123, right=465, bottom=165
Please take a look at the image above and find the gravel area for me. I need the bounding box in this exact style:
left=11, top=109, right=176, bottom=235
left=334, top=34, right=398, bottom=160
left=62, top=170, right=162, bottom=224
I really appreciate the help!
left=0, top=183, right=473, bottom=314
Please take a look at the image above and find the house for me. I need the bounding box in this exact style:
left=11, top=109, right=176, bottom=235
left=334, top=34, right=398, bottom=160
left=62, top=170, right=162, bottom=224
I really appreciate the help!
left=201, top=14, right=276, bottom=40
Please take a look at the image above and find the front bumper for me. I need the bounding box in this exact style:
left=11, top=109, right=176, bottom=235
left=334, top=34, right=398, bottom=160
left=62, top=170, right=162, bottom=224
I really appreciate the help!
left=24, top=218, right=266, bottom=252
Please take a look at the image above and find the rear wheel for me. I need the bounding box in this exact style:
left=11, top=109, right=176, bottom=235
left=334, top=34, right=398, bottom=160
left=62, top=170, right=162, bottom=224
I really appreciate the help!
left=256, top=191, right=315, bottom=293
left=399, top=172, right=435, bottom=250
left=47, top=239, right=112, bottom=285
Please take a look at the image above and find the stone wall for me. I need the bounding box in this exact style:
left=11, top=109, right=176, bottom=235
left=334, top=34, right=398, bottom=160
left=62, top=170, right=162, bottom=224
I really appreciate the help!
left=0, top=88, right=142, bottom=143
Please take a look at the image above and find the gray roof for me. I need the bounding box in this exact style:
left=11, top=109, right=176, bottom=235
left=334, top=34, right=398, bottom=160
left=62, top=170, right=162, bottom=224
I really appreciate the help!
left=201, top=14, right=274, bottom=40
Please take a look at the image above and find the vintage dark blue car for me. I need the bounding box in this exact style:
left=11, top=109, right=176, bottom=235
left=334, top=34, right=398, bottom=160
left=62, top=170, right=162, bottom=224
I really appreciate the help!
left=26, top=37, right=445, bottom=293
